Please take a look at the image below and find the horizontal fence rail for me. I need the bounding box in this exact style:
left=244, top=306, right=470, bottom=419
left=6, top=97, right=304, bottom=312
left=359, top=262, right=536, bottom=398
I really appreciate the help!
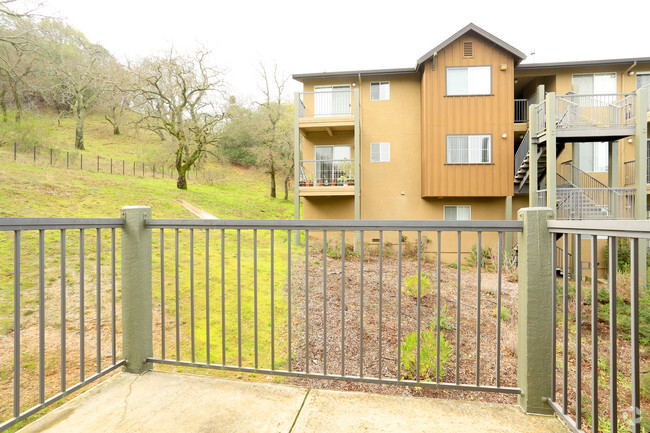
left=547, top=220, right=649, bottom=433
left=145, top=219, right=522, bottom=396
left=0, top=218, right=125, bottom=431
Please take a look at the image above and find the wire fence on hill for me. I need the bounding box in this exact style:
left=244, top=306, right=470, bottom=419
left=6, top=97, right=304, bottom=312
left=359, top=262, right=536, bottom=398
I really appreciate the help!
left=4, top=142, right=225, bottom=185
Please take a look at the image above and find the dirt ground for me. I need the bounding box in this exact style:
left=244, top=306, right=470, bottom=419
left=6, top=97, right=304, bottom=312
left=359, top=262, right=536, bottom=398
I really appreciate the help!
left=286, top=247, right=520, bottom=405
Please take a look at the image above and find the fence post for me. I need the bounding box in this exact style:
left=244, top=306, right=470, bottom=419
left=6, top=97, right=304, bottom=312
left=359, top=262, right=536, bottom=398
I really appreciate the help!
left=517, top=206, right=554, bottom=415
left=120, top=205, right=153, bottom=374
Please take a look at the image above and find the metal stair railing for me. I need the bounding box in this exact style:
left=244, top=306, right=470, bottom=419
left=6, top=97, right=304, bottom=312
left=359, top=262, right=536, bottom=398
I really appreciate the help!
left=514, top=130, right=530, bottom=177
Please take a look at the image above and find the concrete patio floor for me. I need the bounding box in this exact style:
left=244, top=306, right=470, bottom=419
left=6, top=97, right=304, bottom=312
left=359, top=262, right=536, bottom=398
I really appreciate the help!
left=18, top=371, right=568, bottom=433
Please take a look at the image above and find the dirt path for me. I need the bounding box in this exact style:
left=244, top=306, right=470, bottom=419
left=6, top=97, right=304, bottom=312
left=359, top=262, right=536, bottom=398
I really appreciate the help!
left=176, top=200, right=219, bottom=219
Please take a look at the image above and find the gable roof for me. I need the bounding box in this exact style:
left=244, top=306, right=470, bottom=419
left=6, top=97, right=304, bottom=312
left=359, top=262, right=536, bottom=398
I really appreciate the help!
left=416, top=23, right=526, bottom=69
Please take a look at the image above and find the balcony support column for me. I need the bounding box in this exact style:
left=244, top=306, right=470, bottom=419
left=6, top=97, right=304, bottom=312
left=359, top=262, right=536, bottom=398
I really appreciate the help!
left=121, top=206, right=153, bottom=374
left=545, top=92, right=557, bottom=215
left=517, top=207, right=554, bottom=415
left=634, top=87, right=648, bottom=286
left=293, top=92, right=302, bottom=245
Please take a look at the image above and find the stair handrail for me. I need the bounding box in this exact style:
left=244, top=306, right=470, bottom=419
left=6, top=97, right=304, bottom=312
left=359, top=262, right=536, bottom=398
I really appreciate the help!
left=514, top=130, right=530, bottom=177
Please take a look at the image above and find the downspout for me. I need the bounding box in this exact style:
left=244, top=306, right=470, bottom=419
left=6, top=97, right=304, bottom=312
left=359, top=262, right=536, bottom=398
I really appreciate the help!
left=625, top=61, right=637, bottom=76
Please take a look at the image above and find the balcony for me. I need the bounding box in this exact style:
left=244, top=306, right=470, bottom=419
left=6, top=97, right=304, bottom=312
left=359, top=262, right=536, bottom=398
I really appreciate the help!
left=532, top=93, right=636, bottom=143
left=299, top=159, right=355, bottom=197
left=1, top=211, right=644, bottom=432
left=298, top=89, right=357, bottom=135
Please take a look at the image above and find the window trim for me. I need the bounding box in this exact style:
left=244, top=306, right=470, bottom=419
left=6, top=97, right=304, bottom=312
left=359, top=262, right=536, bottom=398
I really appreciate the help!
left=445, top=134, right=492, bottom=164
left=444, top=205, right=471, bottom=221
left=370, top=142, right=390, bottom=162
left=370, top=81, right=390, bottom=101
left=446, top=65, right=492, bottom=96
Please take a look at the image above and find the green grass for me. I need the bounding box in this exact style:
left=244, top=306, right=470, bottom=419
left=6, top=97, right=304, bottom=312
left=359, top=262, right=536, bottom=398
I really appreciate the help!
left=0, top=112, right=299, bottom=428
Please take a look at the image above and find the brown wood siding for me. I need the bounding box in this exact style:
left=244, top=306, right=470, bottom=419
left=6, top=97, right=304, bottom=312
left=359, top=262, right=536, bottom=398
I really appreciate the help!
left=421, top=34, right=514, bottom=197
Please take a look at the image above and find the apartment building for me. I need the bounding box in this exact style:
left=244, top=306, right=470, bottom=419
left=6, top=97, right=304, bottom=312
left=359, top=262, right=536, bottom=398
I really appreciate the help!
left=292, top=23, right=649, bottom=263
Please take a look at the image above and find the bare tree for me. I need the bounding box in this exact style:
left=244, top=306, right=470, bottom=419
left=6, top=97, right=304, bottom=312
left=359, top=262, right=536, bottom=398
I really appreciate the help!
left=130, top=48, right=225, bottom=189
left=36, top=19, right=113, bottom=150
left=256, top=63, right=294, bottom=199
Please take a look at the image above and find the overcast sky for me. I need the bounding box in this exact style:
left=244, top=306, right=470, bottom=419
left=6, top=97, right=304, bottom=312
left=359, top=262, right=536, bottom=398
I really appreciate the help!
left=41, top=0, right=650, bottom=101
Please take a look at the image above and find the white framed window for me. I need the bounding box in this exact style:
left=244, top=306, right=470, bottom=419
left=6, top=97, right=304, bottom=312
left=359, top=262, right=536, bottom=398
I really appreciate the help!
left=572, top=73, right=616, bottom=94
left=446, top=134, right=491, bottom=164
left=446, top=66, right=491, bottom=96
left=314, top=145, right=352, bottom=181
left=577, top=142, right=608, bottom=173
left=370, top=81, right=390, bottom=100
left=444, top=205, right=471, bottom=221
left=637, top=72, right=650, bottom=109
left=370, top=142, right=390, bottom=162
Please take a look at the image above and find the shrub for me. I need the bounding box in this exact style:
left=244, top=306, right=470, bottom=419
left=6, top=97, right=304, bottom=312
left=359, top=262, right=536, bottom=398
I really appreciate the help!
left=400, top=323, right=452, bottom=380
left=403, top=273, right=432, bottom=298
left=465, top=244, right=496, bottom=271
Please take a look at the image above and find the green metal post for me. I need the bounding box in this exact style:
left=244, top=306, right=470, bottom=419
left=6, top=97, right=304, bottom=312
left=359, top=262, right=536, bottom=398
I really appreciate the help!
left=635, top=87, right=648, bottom=287
left=293, top=92, right=302, bottom=245
left=517, top=207, right=554, bottom=414
left=121, top=206, right=153, bottom=374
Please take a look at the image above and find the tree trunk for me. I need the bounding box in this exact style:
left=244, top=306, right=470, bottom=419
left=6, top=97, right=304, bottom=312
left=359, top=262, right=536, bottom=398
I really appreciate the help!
left=283, top=174, right=290, bottom=200
left=10, top=84, right=21, bottom=124
left=270, top=166, right=276, bottom=198
left=74, top=98, right=86, bottom=150
left=0, top=86, right=7, bottom=123
left=176, top=170, right=187, bottom=189
left=113, top=125, right=120, bottom=135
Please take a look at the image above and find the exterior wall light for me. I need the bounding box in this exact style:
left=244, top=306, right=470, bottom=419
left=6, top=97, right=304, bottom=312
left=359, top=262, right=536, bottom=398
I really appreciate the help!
left=502, top=133, right=507, bottom=139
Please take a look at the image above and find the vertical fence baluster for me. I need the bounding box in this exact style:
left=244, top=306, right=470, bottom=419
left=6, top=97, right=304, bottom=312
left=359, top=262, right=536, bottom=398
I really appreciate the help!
left=562, top=235, right=569, bottom=414
left=80, top=229, right=85, bottom=382
left=341, top=230, right=346, bottom=377
left=305, top=230, right=310, bottom=374
left=416, top=231, right=421, bottom=383
left=591, top=236, right=598, bottom=431
left=96, top=229, right=102, bottom=374
left=14, top=230, right=20, bottom=418
left=190, top=229, right=195, bottom=363
left=496, top=232, right=503, bottom=387
left=322, top=230, right=327, bottom=375
left=61, top=230, right=67, bottom=392
left=287, top=229, right=292, bottom=373
left=253, top=230, right=258, bottom=369
left=221, top=229, right=226, bottom=366
left=111, top=228, right=116, bottom=365
left=160, top=229, right=165, bottom=360
left=39, top=230, right=45, bottom=404
left=175, top=229, right=180, bottom=361
left=237, top=229, right=242, bottom=368
left=608, top=236, right=618, bottom=432
left=360, top=231, right=365, bottom=378
left=631, top=238, right=640, bottom=433
left=436, top=231, right=441, bottom=383
left=271, top=229, right=275, bottom=371
left=378, top=231, right=383, bottom=380
left=456, top=231, right=461, bottom=384
left=206, top=229, right=210, bottom=365
left=476, top=231, right=482, bottom=386
left=551, top=234, right=557, bottom=401
left=575, top=235, right=582, bottom=429
left=397, top=231, right=402, bottom=381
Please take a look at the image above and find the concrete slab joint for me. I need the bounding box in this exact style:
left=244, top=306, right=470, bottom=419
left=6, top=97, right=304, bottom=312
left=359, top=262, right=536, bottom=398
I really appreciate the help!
left=517, top=207, right=554, bottom=415
left=121, top=206, right=153, bottom=374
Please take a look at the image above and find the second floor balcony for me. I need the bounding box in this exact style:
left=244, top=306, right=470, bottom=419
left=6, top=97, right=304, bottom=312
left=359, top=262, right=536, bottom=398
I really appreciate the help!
left=299, top=159, right=355, bottom=196
left=298, top=88, right=358, bottom=134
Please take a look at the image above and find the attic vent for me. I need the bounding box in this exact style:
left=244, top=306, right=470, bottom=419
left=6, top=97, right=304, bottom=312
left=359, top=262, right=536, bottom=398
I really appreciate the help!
left=463, top=42, right=473, bottom=57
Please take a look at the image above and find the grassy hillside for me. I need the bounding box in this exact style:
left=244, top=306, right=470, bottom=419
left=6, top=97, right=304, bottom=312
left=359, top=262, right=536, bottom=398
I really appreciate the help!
left=0, top=113, right=296, bottom=431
